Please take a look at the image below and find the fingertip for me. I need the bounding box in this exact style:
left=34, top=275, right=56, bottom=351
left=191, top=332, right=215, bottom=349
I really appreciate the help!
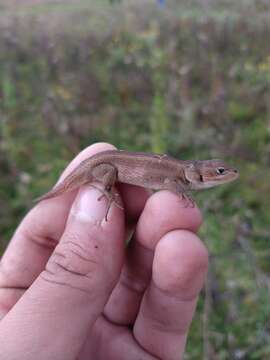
left=59, top=142, right=117, bottom=181
left=153, top=230, right=208, bottom=299
left=69, top=184, right=124, bottom=232
left=147, top=191, right=202, bottom=230
left=135, top=191, right=203, bottom=250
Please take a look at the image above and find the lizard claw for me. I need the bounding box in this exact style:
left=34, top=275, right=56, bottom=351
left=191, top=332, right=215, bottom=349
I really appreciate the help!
left=181, top=192, right=195, bottom=208
left=91, top=185, right=123, bottom=221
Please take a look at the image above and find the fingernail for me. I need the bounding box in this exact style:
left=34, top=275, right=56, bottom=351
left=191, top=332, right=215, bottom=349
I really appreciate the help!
left=70, top=185, right=107, bottom=223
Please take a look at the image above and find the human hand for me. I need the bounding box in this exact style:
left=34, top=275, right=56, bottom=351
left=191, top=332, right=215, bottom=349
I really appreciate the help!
left=0, top=142, right=208, bottom=360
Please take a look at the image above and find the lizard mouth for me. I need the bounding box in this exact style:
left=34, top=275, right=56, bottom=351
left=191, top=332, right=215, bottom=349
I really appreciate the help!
left=225, top=169, right=239, bottom=180
left=219, top=169, right=239, bottom=181
left=197, top=169, right=239, bottom=189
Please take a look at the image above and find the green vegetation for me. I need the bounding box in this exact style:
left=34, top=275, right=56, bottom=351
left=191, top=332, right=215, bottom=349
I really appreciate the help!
left=0, top=1, right=270, bottom=358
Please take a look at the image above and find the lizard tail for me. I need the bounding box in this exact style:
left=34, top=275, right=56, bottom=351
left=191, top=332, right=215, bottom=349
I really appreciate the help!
left=35, top=171, right=88, bottom=203
left=34, top=183, right=69, bottom=203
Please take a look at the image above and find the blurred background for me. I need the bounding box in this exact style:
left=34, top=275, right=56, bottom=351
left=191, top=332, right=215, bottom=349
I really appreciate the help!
left=0, top=0, right=270, bottom=358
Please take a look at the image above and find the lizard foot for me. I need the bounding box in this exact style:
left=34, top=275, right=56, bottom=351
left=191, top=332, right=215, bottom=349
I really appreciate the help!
left=180, top=192, right=195, bottom=208
left=90, top=184, right=123, bottom=221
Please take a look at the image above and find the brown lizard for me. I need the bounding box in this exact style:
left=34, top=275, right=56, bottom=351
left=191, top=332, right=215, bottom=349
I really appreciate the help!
left=37, top=150, right=239, bottom=220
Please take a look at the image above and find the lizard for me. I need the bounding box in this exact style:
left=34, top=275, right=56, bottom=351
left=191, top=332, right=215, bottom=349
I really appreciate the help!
left=36, top=150, right=239, bottom=220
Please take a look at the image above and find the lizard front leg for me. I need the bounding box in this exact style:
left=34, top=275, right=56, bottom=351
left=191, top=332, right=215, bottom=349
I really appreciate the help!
left=91, top=163, right=123, bottom=220
left=163, top=178, right=194, bottom=207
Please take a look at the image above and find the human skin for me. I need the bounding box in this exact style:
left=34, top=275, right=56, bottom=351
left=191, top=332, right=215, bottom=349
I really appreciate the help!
left=0, top=142, right=208, bottom=360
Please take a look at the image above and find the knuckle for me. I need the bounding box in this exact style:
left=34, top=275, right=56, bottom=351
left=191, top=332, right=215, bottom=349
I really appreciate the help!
left=42, top=231, right=101, bottom=292
left=54, top=240, right=98, bottom=276
left=120, top=267, right=149, bottom=295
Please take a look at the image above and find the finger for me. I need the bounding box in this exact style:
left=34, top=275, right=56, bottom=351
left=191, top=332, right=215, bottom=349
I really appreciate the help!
left=0, top=142, right=117, bottom=317
left=0, top=184, right=125, bottom=360
left=104, top=191, right=202, bottom=324
left=118, top=183, right=150, bottom=224
left=134, top=230, right=208, bottom=360
left=78, top=316, right=158, bottom=360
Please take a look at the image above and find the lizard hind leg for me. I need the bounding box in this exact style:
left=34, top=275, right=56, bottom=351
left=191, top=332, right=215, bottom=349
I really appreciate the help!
left=91, top=163, right=123, bottom=221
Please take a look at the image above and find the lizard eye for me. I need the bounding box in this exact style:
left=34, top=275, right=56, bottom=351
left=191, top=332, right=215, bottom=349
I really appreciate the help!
left=216, top=167, right=225, bottom=175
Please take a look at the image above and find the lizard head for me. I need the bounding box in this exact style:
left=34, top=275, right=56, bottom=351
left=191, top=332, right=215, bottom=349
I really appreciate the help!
left=184, top=160, right=239, bottom=190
